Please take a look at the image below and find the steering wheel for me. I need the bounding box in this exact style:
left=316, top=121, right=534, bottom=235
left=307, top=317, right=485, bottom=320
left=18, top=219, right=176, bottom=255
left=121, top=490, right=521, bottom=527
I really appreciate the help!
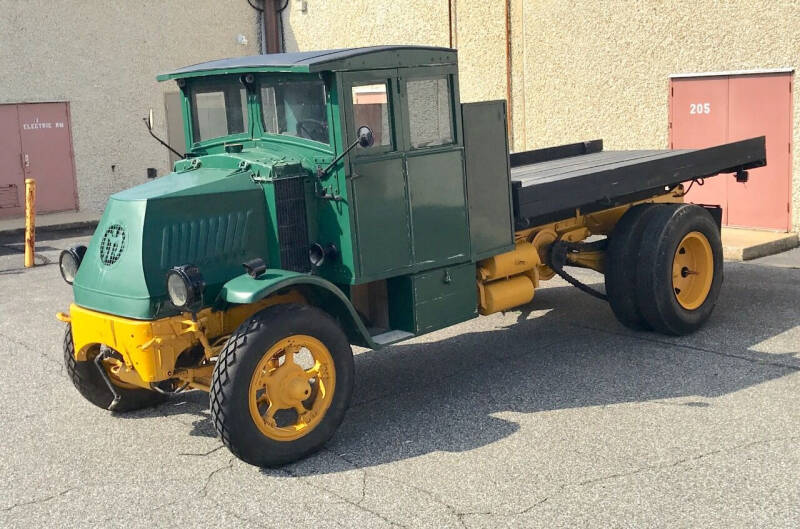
left=296, top=119, right=328, bottom=143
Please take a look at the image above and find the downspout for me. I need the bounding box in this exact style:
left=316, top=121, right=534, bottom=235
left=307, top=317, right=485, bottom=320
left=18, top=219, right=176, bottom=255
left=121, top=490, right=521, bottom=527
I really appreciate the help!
left=448, top=0, right=457, bottom=49
left=259, top=6, right=267, bottom=54
left=505, top=0, right=513, bottom=146
left=262, top=0, right=282, bottom=53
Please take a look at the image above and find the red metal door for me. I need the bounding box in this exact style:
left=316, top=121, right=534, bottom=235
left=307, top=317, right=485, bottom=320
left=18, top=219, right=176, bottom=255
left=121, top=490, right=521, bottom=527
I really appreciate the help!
left=0, top=105, right=24, bottom=217
left=670, top=72, right=793, bottom=230
left=17, top=103, right=78, bottom=213
left=727, top=74, right=792, bottom=230
left=669, top=76, right=730, bottom=224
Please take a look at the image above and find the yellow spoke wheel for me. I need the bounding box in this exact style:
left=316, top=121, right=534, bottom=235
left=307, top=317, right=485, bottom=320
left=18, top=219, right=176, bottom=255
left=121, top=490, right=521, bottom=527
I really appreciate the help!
left=210, top=304, right=354, bottom=467
left=248, top=335, right=336, bottom=441
left=672, top=231, right=713, bottom=310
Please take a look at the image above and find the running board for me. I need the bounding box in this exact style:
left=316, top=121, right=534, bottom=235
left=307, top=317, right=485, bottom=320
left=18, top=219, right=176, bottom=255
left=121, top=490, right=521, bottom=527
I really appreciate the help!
left=371, top=329, right=415, bottom=346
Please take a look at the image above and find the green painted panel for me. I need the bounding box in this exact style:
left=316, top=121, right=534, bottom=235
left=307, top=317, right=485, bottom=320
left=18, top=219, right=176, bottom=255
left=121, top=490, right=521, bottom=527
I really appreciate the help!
left=73, top=169, right=268, bottom=320
left=350, top=157, right=412, bottom=277
left=412, top=263, right=476, bottom=333
left=461, top=101, right=514, bottom=260
left=406, top=150, right=470, bottom=267
left=387, top=262, right=477, bottom=335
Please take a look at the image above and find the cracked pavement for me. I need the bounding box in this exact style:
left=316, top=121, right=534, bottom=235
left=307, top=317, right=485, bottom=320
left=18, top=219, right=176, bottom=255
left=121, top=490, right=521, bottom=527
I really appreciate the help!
left=1, top=230, right=799, bottom=528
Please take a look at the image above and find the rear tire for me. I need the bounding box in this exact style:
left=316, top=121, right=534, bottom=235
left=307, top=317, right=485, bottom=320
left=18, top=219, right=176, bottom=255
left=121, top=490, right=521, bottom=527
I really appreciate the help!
left=64, top=324, right=166, bottom=412
left=635, top=204, right=723, bottom=335
left=210, top=304, right=354, bottom=467
left=605, top=204, right=666, bottom=330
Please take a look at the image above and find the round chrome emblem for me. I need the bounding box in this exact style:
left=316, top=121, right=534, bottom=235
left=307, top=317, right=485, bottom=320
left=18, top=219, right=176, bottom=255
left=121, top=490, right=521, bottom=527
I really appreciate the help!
left=99, top=224, right=126, bottom=266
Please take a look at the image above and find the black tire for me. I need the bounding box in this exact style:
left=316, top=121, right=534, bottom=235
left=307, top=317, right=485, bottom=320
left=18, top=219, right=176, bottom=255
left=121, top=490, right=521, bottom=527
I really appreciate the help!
left=210, top=304, right=354, bottom=467
left=63, top=324, right=166, bottom=412
left=605, top=203, right=668, bottom=330
left=635, top=204, right=723, bottom=335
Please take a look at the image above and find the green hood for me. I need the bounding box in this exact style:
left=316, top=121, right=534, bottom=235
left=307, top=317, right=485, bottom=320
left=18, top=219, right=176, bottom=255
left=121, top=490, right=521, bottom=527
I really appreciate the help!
left=73, top=165, right=271, bottom=319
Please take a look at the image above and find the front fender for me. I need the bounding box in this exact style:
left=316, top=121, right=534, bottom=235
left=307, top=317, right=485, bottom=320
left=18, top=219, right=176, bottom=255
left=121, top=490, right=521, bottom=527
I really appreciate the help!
left=219, top=270, right=377, bottom=349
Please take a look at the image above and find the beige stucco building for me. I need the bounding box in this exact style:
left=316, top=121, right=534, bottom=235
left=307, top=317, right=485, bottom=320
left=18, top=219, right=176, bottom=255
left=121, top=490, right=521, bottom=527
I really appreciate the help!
left=0, top=1, right=261, bottom=213
left=286, top=0, right=800, bottom=231
left=2, top=0, right=798, bottom=231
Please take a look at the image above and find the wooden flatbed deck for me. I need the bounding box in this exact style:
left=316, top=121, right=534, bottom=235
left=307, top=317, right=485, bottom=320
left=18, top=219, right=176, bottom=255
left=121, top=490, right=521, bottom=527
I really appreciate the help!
left=510, top=137, right=767, bottom=226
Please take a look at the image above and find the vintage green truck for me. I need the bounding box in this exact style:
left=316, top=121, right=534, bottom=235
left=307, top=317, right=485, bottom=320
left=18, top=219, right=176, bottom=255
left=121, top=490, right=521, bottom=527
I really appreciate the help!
left=57, top=46, right=766, bottom=467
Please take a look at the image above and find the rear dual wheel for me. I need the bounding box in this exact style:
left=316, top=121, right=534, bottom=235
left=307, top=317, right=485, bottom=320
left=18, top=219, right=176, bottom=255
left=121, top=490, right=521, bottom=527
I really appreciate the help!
left=605, top=203, right=722, bottom=335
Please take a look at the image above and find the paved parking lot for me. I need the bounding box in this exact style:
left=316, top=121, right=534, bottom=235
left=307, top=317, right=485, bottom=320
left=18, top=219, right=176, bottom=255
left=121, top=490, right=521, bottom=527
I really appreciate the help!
left=1, top=230, right=799, bottom=528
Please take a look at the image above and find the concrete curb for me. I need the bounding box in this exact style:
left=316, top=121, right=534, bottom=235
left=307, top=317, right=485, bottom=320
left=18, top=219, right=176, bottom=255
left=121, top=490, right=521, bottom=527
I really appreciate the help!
left=0, top=218, right=99, bottom=239
left=723, top=232, right=799, bottom=261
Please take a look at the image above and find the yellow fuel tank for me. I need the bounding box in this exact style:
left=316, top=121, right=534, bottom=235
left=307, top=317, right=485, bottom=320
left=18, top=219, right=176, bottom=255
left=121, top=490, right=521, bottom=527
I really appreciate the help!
left=479, top=274, right=535, bottom=315
left=478, top=242, right=541, bottom=281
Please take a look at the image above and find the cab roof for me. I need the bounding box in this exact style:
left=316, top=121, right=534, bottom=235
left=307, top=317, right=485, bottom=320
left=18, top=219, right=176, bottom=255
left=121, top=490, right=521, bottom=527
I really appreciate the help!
left=157, top=45, right=457, bottom=81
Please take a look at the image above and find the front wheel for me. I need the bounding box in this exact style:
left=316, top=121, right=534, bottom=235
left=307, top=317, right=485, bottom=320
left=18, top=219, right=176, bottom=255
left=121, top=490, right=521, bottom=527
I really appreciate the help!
left=63, top=324, right=166, bottom=412
left=209, top=304, right=354, bottom=467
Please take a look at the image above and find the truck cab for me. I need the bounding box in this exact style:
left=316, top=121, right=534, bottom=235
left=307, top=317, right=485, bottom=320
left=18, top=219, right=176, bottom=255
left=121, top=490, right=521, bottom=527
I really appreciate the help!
left=164, top=46, right=487, bottom=339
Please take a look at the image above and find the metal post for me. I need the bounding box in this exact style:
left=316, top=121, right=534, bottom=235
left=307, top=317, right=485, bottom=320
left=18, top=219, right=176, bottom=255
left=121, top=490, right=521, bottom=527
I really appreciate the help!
left=24, top=178, right=35, bottom=268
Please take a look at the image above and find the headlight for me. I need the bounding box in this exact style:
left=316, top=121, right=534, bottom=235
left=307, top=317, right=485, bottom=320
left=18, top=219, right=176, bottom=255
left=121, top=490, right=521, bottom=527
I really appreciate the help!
left=166, top=265, right=205, bottom=309
left=59, top=245, right=87, bottom=284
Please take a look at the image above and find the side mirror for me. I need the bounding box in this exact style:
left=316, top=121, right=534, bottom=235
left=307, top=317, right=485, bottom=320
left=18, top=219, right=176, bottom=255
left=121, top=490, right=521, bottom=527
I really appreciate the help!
left=357, top=126, right=374, bottom=148
left=315, top=125, right=375, bottom=180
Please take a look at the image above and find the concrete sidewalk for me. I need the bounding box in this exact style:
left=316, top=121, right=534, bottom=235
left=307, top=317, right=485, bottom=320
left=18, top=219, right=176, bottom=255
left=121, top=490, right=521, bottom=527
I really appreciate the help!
left=0, top=210, right=100, bottom=238
left=722, top=227, right=799, bottom=261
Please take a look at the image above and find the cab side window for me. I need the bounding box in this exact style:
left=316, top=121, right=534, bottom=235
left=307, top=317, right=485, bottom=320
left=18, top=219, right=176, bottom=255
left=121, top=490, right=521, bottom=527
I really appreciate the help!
left=406, top=77, right=454, bottom=149
left=190, top=83, right=248, bottom=143
left=351, top=82, right=392, bottom=148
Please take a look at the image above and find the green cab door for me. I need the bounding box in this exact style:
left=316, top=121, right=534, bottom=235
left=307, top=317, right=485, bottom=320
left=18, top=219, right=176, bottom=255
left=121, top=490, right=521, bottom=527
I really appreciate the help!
left=398, top=66, right=470, bottom=268
left=342, top=69, right=412, bottom=281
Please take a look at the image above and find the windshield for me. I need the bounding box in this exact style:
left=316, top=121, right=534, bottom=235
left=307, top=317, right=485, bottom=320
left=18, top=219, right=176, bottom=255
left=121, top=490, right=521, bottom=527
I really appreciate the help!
left=260, top=78, right=329, bottom=144
left=189, top=78, right=248, bottom=143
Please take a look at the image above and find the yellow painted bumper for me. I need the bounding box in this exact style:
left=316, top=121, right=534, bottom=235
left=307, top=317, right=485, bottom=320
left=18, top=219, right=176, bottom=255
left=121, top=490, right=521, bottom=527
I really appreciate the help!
left=59, top=294, right=301, bottom=383
left=62, top=303, right=200, bottom=383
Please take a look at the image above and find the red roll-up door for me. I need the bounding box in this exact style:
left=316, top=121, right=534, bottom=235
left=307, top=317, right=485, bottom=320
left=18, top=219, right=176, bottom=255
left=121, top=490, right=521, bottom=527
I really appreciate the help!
left=669, top=71, right=792, bottom=231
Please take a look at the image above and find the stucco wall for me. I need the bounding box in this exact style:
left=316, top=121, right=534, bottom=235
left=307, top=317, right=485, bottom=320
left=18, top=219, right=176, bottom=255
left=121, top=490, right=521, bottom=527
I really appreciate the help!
left=518, top=1, right=800, bottom=231
left=3, top=0, right=797, bottom=229
left=282, top=0, right=449, bottom=53
left=283, top=0, right=506, bottom=103
left=0, top=0, right=260, bottom=212
left=283, top=0, right=800, bottom=231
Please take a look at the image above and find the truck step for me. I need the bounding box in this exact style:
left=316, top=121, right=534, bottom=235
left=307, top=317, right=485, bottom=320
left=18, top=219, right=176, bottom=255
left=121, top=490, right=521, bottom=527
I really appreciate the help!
left=371, top=329, right=415, bottom=345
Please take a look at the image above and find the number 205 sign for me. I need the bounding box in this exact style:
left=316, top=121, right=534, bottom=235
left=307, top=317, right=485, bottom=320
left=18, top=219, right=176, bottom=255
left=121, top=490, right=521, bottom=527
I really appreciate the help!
left=689, top=103, right=711, bottom=115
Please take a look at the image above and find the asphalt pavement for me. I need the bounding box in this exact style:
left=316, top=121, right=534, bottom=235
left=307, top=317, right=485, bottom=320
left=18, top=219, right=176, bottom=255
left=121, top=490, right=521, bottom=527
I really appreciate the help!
left=1, top=228, right=798, bottom=528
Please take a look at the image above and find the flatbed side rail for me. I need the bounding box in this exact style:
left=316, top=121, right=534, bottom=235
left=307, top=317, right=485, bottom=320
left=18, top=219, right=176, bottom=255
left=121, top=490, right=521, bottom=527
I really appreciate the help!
left=510, top=139, right=603, bottom=168
left=512, top=136, right=766, bottom=223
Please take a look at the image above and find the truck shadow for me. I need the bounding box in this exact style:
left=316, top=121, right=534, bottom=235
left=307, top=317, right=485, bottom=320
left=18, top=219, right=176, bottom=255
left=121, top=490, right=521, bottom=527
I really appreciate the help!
left=288, top=261, right=799, bottom=474
left=140, top=262, right=799, bottom=471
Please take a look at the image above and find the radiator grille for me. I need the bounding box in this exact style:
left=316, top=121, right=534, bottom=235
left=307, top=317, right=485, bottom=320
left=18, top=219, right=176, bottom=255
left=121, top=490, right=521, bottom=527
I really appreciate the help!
left=274, top=176, right=310, bottom=273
